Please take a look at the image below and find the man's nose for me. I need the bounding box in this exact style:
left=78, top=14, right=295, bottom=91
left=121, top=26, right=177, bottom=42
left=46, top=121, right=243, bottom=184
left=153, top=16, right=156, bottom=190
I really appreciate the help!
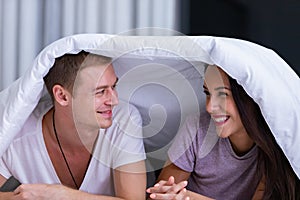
left=107, top=88, right=119, bottom=106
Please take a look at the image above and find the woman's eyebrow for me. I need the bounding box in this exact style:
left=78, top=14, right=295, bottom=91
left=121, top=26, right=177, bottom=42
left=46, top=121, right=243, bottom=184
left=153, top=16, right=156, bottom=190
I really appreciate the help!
left=203, top=85, right=230, bottom=91
left=215, top=86, right=231, bottom=91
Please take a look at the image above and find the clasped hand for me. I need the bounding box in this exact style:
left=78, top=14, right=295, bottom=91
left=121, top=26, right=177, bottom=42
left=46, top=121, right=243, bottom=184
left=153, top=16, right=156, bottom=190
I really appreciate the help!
left=146, top=176, right=190, bottom=200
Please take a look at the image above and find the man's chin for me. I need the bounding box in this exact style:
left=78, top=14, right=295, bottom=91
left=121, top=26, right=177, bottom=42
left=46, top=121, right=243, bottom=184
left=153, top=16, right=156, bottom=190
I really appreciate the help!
left=97, top=120, right=113, bottom=129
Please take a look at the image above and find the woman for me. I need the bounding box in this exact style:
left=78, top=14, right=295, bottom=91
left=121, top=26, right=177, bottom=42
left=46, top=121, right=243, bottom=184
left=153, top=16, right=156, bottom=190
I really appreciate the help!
left=147, top=65, right=300, bottom=200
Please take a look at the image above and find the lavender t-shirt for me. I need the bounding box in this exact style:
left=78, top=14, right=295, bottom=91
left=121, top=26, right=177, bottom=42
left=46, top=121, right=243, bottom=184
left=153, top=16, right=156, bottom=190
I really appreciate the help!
left=168, top=112, right=260, bottom=200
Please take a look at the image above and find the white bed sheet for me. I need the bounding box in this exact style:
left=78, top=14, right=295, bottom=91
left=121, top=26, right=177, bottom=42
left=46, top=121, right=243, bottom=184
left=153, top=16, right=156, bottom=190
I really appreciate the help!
left=0, top=34, right=299, bottom=178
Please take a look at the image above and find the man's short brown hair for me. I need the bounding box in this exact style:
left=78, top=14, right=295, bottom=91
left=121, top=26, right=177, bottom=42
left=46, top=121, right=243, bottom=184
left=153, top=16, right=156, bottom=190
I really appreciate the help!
left=43, top=51, right=112, bottom=100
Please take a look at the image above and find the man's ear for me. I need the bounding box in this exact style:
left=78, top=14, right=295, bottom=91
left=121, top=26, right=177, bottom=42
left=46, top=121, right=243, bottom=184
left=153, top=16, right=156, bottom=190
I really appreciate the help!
left=52, top=85, right=71, bottom=106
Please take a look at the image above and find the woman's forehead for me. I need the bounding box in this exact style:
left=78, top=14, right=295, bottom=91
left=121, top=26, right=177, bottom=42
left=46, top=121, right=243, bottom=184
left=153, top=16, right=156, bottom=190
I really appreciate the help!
left=204, top=66, right=229, bottom=86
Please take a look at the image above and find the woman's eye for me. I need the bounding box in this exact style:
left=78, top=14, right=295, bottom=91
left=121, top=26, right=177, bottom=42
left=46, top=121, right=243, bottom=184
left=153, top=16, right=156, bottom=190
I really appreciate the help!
left=218, top=92, right=228, bottom=96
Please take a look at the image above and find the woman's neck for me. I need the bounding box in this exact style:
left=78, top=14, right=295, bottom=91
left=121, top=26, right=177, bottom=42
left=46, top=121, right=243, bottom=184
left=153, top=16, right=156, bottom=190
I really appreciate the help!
left=229, top=132, right=255, bottom=156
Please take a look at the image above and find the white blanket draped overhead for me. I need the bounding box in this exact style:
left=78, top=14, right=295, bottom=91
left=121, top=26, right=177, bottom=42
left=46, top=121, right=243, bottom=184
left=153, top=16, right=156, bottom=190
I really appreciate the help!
left=0, top=34, right=299, bottom=179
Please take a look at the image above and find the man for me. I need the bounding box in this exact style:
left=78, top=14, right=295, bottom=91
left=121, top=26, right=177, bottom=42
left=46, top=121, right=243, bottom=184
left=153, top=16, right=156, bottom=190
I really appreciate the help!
left=0, top=51, right=146, bottom=199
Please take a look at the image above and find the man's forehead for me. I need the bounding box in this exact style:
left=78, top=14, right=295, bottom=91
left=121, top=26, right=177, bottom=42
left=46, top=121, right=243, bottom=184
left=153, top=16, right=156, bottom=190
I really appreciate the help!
left=79, top=64, right=111, bottom=76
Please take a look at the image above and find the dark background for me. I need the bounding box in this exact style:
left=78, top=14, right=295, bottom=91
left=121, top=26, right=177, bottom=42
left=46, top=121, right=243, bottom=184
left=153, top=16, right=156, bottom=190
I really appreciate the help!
left=179, top=0, right=300, bottom=76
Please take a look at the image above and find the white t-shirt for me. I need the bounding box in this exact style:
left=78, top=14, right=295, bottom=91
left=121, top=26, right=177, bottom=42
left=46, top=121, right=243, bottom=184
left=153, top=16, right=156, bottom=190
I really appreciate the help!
left=0, top=101, right=145, bottom=196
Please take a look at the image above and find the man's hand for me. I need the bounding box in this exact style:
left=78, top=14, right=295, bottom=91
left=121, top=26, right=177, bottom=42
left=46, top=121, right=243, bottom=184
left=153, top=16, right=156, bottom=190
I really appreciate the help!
left=11, top=183, right=126, bottom=200
left=13, top=184, right=72, bottom=200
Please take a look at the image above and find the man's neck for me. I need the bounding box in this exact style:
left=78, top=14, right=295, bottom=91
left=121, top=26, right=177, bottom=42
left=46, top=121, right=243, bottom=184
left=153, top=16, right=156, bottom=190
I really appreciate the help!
left=44, top=108, right=99, bottom=153
left=42, top=107, right=95, bottom=189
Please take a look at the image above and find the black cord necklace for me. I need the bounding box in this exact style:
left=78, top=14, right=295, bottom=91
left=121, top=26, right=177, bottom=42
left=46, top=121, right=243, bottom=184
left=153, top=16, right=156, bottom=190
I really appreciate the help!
left=52, top=110, right=79, bottom=189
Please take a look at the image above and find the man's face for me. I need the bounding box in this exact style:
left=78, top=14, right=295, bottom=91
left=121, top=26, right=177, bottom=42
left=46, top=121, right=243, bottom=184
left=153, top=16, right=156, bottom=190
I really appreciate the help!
left=72, top=64, right=119, bottom=131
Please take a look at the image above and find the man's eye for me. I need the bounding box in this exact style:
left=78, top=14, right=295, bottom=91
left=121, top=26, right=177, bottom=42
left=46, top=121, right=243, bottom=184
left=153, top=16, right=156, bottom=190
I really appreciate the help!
left=96, top=90, right=105, bottom=95
left=203, top=90, right=210, bottom=96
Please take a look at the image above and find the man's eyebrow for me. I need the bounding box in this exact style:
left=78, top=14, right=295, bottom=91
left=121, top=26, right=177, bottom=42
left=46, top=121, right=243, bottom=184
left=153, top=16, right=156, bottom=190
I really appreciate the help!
left=114, top=77, right=119, bottom=85
left=93, top=77, right=119, bottom=91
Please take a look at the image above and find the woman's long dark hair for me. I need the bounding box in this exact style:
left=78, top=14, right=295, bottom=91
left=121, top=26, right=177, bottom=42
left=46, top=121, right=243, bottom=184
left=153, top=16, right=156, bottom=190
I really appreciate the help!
left=229, top=77, right=300, bottom=200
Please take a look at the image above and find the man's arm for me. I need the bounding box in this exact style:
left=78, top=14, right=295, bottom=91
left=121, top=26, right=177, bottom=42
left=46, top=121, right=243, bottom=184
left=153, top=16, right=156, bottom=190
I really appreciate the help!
left=2, top=160, right=146, bottom=200
left=113, top=160, right=146, bottom=200
left=0, top=175, right=7, bottom=188
left=12, top=184, right=123, bottom=200
left=0, top=174, right=14, bottom=199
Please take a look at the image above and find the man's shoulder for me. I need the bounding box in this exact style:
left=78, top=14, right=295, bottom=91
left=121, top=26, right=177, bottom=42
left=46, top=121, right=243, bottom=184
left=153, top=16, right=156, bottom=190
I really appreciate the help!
left=13, top=100, right=51, bottom=141
left=106, top=101, right=143, bottom=140
left=112, top=101, right=142, bottom=126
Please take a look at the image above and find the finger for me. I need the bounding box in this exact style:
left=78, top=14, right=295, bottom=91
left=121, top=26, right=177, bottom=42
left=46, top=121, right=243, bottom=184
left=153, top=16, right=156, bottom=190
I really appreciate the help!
left=147, top=185, right=174, bottom=193
left=146, top=183, right=163, bottom=193
left=147, top=186, right=161, bottom=193
left=147, top=178, right=174, bottom=193
left=175, top=188, right=188, bottom=200
left=153, top=177, right=176, bottom=189
left=157, top=180, right=168, bottom=186
left=150, top=193, right=177, bottom=200
left=167, top=176, right=175, bottom=185
left=148, top=180, right=188, bottom=194
left=167, top=181, right=188, bottom=194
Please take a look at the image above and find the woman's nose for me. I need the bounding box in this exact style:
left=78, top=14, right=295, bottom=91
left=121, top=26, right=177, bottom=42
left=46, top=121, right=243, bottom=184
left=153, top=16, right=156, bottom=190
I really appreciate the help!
left=206, top=96, right=220, bottom=113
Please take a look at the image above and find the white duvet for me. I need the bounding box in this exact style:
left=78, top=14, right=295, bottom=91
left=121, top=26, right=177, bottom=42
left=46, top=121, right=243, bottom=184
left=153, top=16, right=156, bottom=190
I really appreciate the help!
left=0, top=34, right=299, bottom=179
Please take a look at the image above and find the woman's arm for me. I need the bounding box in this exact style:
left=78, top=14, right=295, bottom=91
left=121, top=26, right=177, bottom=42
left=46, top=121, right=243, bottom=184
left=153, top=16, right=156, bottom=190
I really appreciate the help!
left=157, top=161, right=191, bottom=183
left=251, top=175, right=265, bottom=200
left=147, top=161, right=214, bottom=200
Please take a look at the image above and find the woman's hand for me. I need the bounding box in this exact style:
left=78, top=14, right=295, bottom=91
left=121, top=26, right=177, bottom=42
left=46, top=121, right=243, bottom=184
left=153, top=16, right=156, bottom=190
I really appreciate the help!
left=146, top=176, right=189, bottom=200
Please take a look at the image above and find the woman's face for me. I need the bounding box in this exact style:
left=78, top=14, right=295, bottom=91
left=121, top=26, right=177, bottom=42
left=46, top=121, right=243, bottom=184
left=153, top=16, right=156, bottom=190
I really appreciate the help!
left=203, top=66, right=247, bottom=139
